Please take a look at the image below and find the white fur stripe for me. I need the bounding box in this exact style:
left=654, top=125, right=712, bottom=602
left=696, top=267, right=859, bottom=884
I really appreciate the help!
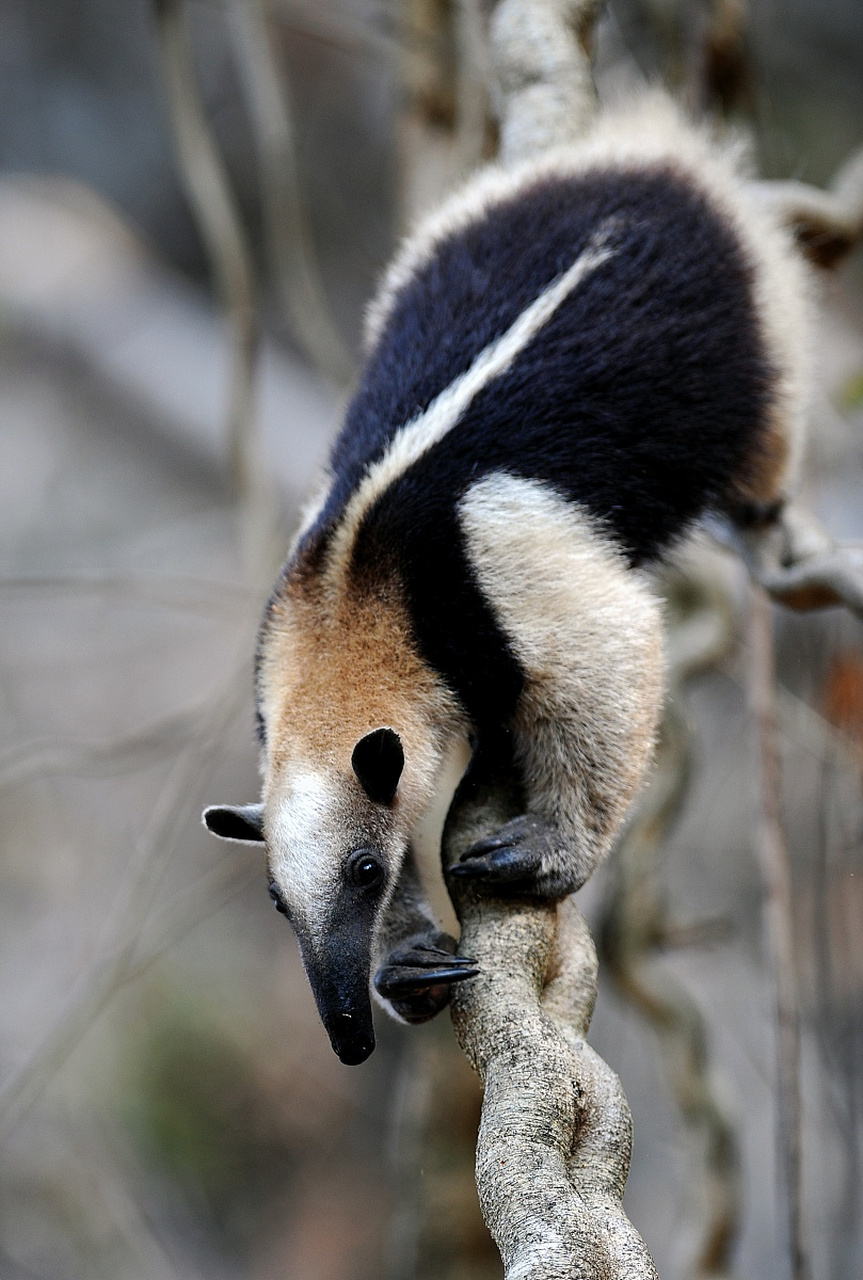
left=327, top=228, right=616, bottom=577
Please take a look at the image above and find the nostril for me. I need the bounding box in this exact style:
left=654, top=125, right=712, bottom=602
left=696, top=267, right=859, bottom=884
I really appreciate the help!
left=329, top=1012, right=375, bottom=1064
left=337, top=1036, right=375, bottom=1065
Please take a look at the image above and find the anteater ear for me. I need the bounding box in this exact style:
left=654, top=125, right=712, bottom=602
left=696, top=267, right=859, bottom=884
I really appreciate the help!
left=202, top=803, right=265, bottom=843
left=351, top=728, right=404, bottom=805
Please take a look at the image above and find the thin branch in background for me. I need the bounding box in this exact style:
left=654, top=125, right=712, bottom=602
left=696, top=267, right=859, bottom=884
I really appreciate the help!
left=0, top=703, right=206, bottom=791
left=395, top=0, right=460, bottom=228
left=693, top=0, right=753, bottom=118
left=0, top=573, right=261, bottom=613
left=600, top=550, right=743, bottom=1280
left=248, top=0, right=401, bottom=62
left=152, top=0, right=261, bottom=496
left=452, top=0, right=492, bottom=178
left=815, top=654, right=863, bottom=1278
left=389, top=1023, right=497, bottom=1279
left=778, top=684, right=863, bottom=777
left=747, top=584, right=810, bottom=1280
left=226, top=0, right=356, bottom=386
left=384, top=1038, right=432, bottom=1280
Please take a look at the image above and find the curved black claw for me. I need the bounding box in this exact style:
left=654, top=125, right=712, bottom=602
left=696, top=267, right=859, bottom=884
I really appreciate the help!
left=374, top=934, right=478, bottom=1024
left=448, top=814, right=573, bottom=899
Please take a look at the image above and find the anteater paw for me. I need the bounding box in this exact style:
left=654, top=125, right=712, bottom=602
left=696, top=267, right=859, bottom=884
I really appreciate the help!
left=374, top=931, right=478, bottom=1024
left=448, top=814, right=574, bottom=899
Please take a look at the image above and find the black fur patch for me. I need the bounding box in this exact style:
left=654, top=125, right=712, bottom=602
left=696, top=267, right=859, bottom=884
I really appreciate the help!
left=289, top=163, right=776, bottom=722
left=313, top=164, right=773, bottom=554
left=351, top=499, right=525, bottom=733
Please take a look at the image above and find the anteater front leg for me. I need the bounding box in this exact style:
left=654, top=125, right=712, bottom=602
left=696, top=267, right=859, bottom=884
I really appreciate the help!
left=446, top=729, right=576, bottom=899
left=373, top=845, right=477, bottom=1024
left=451, top=473, right=665, bottom=898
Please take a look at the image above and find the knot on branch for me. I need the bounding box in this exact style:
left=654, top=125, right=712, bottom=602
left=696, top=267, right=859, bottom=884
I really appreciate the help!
left=443, top=755, right=659, bottom=1280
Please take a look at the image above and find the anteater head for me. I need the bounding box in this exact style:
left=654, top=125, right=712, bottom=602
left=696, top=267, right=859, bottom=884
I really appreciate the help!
left=204, top=563, right=464, bottom=1065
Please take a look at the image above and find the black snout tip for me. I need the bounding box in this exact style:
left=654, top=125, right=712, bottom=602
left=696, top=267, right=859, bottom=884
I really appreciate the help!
left=330, top=1012, right=375, bottom=1065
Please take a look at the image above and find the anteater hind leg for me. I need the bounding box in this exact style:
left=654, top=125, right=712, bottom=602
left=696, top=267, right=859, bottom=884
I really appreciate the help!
left=725, top=140, right=863, bottom=615
left=373, top=845, right=477, bottom=1025
left=724, top=412, right=863, bottom=618
left=728, top=501, right=863, bottom=618
left=752, top=144, right=863, bottom=269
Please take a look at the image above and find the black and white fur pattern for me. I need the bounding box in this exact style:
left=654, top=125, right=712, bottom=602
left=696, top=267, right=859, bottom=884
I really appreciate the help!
left=204, top=96, right=811, bottom=1065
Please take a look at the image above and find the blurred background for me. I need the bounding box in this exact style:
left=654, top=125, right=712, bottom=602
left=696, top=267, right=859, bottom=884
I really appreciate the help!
left=0, top=1, right=861, bottom=1278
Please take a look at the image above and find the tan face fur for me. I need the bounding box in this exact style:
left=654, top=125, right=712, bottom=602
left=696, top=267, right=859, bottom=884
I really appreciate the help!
left=256, top=560, right=465, bottom=941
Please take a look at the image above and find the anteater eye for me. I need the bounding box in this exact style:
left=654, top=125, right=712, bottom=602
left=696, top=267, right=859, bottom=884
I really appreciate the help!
left=268, top=879, right=289, bottom=915
left=347, top=850, right=384, bottom=889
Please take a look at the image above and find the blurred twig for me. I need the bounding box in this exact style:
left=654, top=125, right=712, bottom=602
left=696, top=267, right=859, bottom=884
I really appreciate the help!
left=600, top=550, right=743, bottom=1280
left=385, top=1037, right=432, bottom=1280
left=226, top=0, right=355, bottom=385
left=267, top=0, right=400, bottom=60
left=452, top=0, right=492, bottom=178
left=396, top=0, right=460, bottom=226
left=0, top=703, right=207, bottom=790
left=694, top=0, right=752, bottom=118
left=747, top=585, right=810, bottom=1280
left=777, top=684, right=863, bottom=775
left=0, top=573, right=261, bottom=612
left=153, top=0, right=261, bottom=495
left=385, top=1023, right=496, bottom=1280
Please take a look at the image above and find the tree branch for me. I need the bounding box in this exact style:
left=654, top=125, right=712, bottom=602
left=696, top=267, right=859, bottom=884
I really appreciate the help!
left=152, top=0, right=261, bottom=495
left=226, top=0, right=355, bottom=385
left=752, top=143, right=863, bottom=269
left=722, top=505, right=863, bottom=623
left=427, top=6, right=667, bottom=1275
left=442, top=745, right=659, bottom=1280
left=747, top=585, right=810, bottom=1280
left=490, top=0, right=603, bottom=164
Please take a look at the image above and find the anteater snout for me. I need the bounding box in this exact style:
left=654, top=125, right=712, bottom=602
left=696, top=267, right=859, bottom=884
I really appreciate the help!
left=328, top=1011, right=376, bottom=1065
